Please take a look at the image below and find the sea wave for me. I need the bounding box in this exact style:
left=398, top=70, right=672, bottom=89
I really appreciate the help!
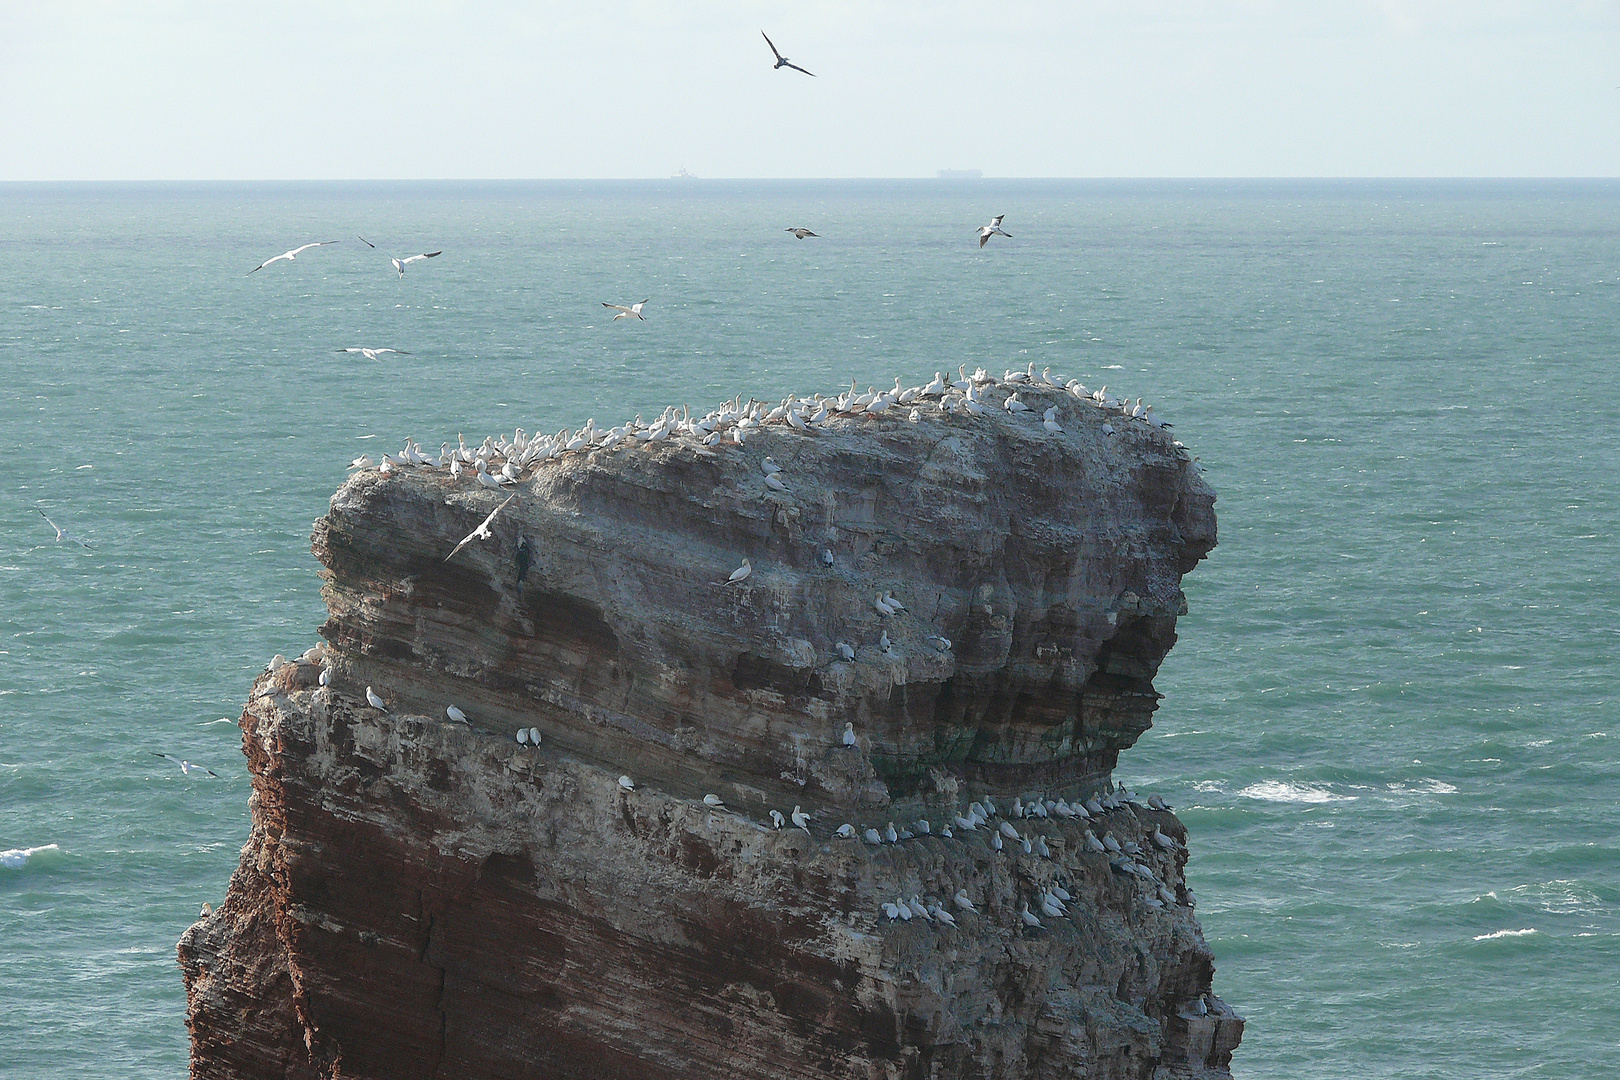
left=1236, top=781, right=1356, bottom=804
left=0, top=843, right=61, bottom=870
left=1473, top=928, right=1538, bottom=941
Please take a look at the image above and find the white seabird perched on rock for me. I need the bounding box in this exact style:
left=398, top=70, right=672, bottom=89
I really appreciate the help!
left=999, top=820, right=1020, bottom=841
left=790, top=805, right=811, bottom=832
left=879, top=630, right=891, bottom=653
left=882, top=901, right=902, bottom=920
left=720, top=558, right=752, bottom=586
left=764, top=473, right=787, bottom=492
left=318, top=668, right=331, bottom=687
left=1019, top=903, right=1043, bottom=928
left=907, top=897, right=929, bottom=920
left=893, top=896, right=912, bottom=920
left=446, top=705, right=468, bottom=724
left=843, top=721, right=857, bottom=747
left=769, top=810, right=785, bottom=829
left=991, top=832, right=1004, bottom=851
left=836, top=641, right=856, bottom=661
left=703, top=793, right=727, bottom=810
left=884, top=821, right=899, bottom=843
left=836, top=823, right=856, bottom=838
left=617, top=775, right=635, bottom=790
left=528, top=727, right=541, bottom=744
left=761, top=456, right=781, bottom=475
left=516, top=728, right=530, bottom=744
left=365, top=686, right=387, bottom=711
left=864, top=827, right=883, bottom=845
left=954, top=890, right=977, bottom=913
left=930, top=904, right=958, bottom=927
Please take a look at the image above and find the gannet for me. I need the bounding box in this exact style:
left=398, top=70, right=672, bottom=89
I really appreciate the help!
left=884, top=821, right=899, bottom=843
left=444, top=494, right=516, bottom=562
left=365, top=686, right=387, bottom=711
left=516, top=728, right=530, bottom=744
left=1040, top=893, right=1065, bottom=919
left=930, top=904, right=958, bottom=927
left=1103, top=834, right=1122, bottom=853
left=248, top=240, right=339, bottom=274
left=761, top=31, right=815, bottom=76
left=1148, top=794, right=1170, bottom=811
left=976, top=215, right=1011, bottom=248
left=1152, top=828, right=1179, bottom=851
left=153, top=753, right=219, bottom=778
left=954, top=890, right=977, bottom=913
left=836, top=642, right=855, bottom=661
left=864, top=827, right=883, bottom=845
left=836, top=823, right=856, bottom=838
left=842, top=721, right=857, bottom=747
left=34, top=509, right=92, bottom=547
left=770, top=810, right=785, bottom=829
left=791, top=805, right=811, bottom=832
left=939, top=824, right=953, bottom=838
left=879, top=630, right=891, bottom=653
left=999, top=820, right=1020, bottom=841
left=336, top=347, right=410, bottom=361
left=882, top=901, right=902, bottom=919
left=720, top=558, right=752, bottom=586
left=348, top=454, right=374, bottom=470
left=894, top=896, right=912, bottom=920
left=874, top=594, right=897, bottom=617
left=785, top=227, right=820, bottom=239
left=446, top=705, right=468, bottom=724
left=764, top=473, right=787, bottom=492
left=1043, top=407, right=1064, bottom=434
left=1004, top=394, right=1030, bottom=413
left=603, top=299, right=649, bottom=321
left=318, top=668, right=331, bottom=687
left=991, top=832, right=1003, bottom=851
left=916, top=819, right=930, bottom=835
left=907, top=897, right=929, bottom=920
left=703, top=793, right=727, bottom=810
left=1019, top=904, right=1043, bottom=928
left=1036, top=835, right=1052, bottom=858
left=880, top=591, right=904, bottom=611
left=820, top=548, right=835, bottom=567
left=618, top=775, right=635, bottom=790
left=529, top=727, right=542, bottom=744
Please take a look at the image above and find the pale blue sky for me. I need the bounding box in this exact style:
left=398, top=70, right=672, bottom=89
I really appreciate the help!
left=3, top=1, right=1618, bottom=180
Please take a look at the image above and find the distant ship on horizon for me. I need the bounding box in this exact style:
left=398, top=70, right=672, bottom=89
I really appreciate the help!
left=937, top=169, right=983, bottom=180
left=672, top=167, right=697, bottom=179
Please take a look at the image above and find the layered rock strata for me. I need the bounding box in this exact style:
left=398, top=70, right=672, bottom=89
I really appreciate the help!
left=180, top=376, right=1241, bottom=1079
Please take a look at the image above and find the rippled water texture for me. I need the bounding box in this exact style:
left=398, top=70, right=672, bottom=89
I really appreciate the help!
left=2, top=180, right=1616, bottom=1079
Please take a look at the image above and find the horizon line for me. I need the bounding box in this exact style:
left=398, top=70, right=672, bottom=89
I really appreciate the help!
left=5, top=175, right=1620, bottom=185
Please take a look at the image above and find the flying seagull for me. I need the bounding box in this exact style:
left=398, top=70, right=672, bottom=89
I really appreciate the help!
left=336, top=348, right=411, bottom=361
left=762, top=31, right=815, bottom=77
left=248, top=241, right=340, bottom=274
left=445, top=494, right=517, bottom=562
left=153, top=753, right=219, bottom=778
left=785, top=227, right=819, bottom=239
left=603, top=299, right=649, bottom=321
left=356, top=236, right=443, bottom=277
left=35, top=509, right=92, bottom=547
left=977, top=214, right=1012, bottom=248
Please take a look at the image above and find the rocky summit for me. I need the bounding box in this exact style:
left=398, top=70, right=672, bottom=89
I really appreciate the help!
left=178, top=370, right=1241, bottom=1080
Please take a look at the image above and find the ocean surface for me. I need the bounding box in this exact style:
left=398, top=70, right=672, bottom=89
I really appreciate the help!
left=1, top=179, right=1616, bottom=1079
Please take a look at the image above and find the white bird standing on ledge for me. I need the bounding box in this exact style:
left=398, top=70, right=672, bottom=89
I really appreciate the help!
left=365, top=686, right=387, bottom=711
left=720, top=558, right=751, bottom=585
left=790, top=805, right=811, bottom=832
left=618, top=775, right=635, bottom=790
left=842, top=721, right=857, bottom=748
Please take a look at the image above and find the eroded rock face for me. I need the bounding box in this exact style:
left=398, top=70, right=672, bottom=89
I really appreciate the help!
left=179, top=380, right=1240, bottom=1079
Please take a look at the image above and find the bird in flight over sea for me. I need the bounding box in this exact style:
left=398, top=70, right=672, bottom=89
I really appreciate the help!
left=248, top=241, right=340, bottom=274
left=603, top=299, right=649, bottom=321
left=445, top=494, right=516, bottom=562
left=357, top=236, right=443, bottom=277
left=785, top=227, right=820, bottom=239
left=153, top=753, right=219, bottom=778
left=977, top=214, right=1012, bottom=248
left=762, top=31, right=815, bottom=76
left=35, top=509, right=92, bottom=547
left=336, top=347, right=411, bottom=361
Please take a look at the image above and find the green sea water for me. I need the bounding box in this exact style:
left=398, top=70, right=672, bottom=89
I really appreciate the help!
left=1, top=179, right=1616, bottom=1078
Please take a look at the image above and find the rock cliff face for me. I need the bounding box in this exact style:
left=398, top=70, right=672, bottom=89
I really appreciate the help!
left=178, top=376, right=1241, bottom=1079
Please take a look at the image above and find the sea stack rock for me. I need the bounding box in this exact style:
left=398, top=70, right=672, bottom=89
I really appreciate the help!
left=178, top=378, right=1242, bottom=1079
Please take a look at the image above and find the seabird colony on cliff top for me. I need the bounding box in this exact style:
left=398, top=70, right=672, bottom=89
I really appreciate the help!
left=331, top=359, right=1196, bottom=939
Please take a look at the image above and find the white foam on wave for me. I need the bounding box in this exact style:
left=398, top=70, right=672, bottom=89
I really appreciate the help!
left=1, top=844, right=60, bottom=869
left=1473, top=928, right=1538, bottom=941
left=1387, top=778, right=1459, bottom=795
left=1237, top=781, right=1356, bottom=804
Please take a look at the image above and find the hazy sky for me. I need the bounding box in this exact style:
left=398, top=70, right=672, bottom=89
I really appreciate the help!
left=4, top=1, right=1619, bottom=180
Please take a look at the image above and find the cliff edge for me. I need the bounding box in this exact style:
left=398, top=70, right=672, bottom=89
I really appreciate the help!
left=178, top=372, right=1241, bottom=1079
